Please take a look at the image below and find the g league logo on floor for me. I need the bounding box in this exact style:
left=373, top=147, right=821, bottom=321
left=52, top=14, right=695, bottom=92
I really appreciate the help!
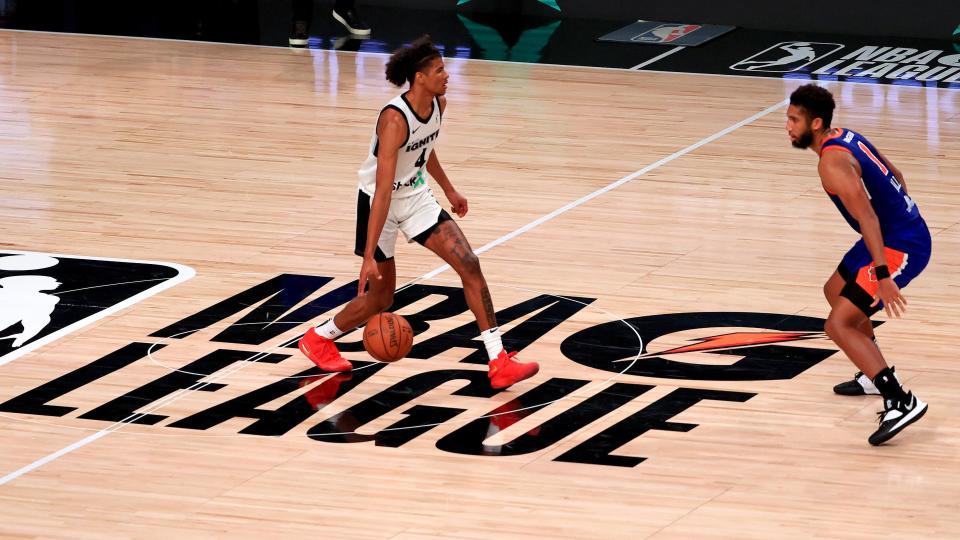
left=0, top=273, right=842, bottom=468
left=0, top=250, right=193, bottom=365
left=732, top=42, right=960, bottom=83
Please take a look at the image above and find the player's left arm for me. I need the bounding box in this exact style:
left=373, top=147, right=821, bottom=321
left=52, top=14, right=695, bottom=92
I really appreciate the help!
left=820, top=151, right=906, bottom=317
left=426, top=96, right=468, bottom=217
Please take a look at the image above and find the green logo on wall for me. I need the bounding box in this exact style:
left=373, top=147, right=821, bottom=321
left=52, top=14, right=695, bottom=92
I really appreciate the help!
left=458, top=0, right=561, bottom=11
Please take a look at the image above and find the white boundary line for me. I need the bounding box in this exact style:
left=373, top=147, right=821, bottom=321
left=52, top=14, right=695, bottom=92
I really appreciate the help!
left=0, top=27, right=284, bottom=50
left=631, top=46, right=684, bottom=70
left=0, top=432, right=110, bottom=484
left=418, top=98, right=789, bottom=282
left=0, top=95, right=789, bottom=485
left=0, top=342, right=285, bottom=485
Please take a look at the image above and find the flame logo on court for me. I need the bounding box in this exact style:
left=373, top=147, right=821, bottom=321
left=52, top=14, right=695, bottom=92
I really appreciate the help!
left=641, top=331, right=824, bottom=358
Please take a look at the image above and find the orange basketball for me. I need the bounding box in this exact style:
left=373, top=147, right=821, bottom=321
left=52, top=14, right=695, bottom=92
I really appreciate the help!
left=363, top=312, right=414, bottom=362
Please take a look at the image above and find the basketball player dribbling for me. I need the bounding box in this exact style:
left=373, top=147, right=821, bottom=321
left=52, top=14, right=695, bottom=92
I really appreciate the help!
left=786, top=84, right=931, bottom=445
left=299, top=35, right=539, bottom=390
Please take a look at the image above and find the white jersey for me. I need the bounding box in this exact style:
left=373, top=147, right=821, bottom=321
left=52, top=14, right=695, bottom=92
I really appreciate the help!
left=358, top=92, right=442, bottom=199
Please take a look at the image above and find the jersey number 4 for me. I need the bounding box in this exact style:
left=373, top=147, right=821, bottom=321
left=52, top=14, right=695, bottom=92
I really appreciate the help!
left=414, top=148, right=427, bottom=168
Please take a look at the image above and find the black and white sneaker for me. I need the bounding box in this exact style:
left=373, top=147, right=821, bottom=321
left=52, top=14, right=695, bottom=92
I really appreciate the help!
left=833, top=371, right=879, bottom=396
left=332, top=8, right=370, bottom=36
left=289, top=21, right=309, bottom=47
left=868, top=392, right=928, bottom=446
left=833, top=367, right=899, bottom=396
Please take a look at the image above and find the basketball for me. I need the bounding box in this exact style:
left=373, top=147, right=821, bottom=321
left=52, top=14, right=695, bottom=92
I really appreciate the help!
left=363, top=312, right=414, bottom=362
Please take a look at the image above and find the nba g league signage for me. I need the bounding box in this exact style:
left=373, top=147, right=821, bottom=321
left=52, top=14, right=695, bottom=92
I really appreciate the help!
left=811, top=46, right=960, bottom=82
left=0, top=274, right=841, bottom=468
left=732, top=42, right=960, bottom=83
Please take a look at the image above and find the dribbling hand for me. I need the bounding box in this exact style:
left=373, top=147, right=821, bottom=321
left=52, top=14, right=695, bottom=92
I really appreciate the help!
left=358, top=256, right=381, bottom=296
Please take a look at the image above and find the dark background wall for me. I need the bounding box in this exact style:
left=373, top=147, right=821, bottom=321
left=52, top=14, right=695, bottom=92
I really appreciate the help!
left=2, top=0, right=956, bottom=44
left=359, top=0, right=959, bottom=40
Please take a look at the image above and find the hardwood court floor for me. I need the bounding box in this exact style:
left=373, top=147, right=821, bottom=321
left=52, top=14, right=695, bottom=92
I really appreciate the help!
left=1, top=30, right=959, bottom=539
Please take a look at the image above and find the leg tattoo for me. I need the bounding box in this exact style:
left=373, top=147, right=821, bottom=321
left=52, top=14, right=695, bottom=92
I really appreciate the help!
left=479, top=285, right=496, bottom=327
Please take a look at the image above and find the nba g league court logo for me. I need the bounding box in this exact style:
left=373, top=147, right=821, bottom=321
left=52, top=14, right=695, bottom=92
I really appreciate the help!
left=0, top=270, right=844, bottom=467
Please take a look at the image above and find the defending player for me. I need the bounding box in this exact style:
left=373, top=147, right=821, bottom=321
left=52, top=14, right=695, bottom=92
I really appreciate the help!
left=786, top=84, right=931, bottom=445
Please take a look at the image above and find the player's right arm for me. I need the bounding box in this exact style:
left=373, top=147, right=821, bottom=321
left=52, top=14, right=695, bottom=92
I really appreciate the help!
left=358, top=108, right=406, bottom=296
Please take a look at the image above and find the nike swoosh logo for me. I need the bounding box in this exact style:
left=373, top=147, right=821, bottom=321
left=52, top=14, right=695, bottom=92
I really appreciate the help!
left=890, top=401, right=925, bottom=431
left=413, top=126, right=422, bottom=134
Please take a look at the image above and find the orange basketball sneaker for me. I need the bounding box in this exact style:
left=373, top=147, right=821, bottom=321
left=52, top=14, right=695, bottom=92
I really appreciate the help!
left=298, top=327, right=352, bottom=372
left=488, top=350, right=539, bottom=389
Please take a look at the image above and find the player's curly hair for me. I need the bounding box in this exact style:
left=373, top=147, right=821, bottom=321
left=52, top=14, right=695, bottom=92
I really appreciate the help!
left=385, top=35, right=441, bottom=87
left=789, top=84, right=835, bottom=128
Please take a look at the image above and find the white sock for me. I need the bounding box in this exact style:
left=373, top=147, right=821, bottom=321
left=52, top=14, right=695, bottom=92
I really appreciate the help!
left=315, top=318, right=345, bottom=340
left=481, top=327, right=504, bottom=361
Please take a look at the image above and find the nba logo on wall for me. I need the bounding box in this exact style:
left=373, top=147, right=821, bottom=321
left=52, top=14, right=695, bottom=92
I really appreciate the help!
left=0, top=250, right=194, bottom=365
left=731, top=41, right=844, bottom=72
left=632, top=24, right=702, bottom=44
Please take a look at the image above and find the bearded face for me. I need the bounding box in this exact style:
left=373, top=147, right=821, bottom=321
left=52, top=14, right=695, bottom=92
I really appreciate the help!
left=786, top=104, right=817, bottom=149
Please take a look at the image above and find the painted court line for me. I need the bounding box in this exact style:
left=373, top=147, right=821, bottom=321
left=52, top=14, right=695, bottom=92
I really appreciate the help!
left=419, top=98, right=789, bottom=282
left=0, top=343, right=287, bottom=485
left=0, top=97, right=788, bottom=485
left=630, top=46, right=684, bottom=70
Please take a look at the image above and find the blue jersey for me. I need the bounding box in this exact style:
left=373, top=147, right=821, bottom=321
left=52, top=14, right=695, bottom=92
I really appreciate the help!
left=820, top=128, right=922, bottom=237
